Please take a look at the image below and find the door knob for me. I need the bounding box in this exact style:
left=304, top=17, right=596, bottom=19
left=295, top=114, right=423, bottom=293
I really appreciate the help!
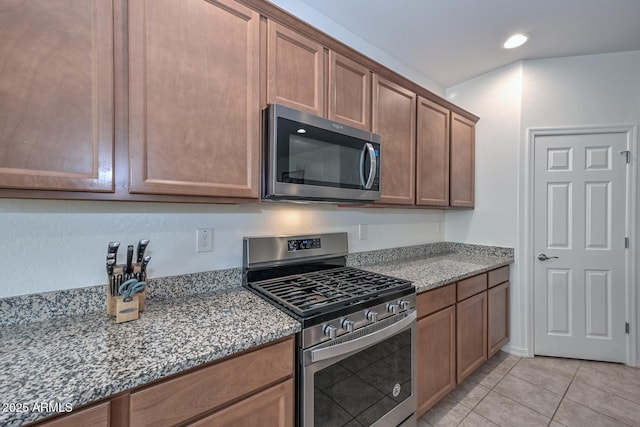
left=537, top=253, right=559, bottom=261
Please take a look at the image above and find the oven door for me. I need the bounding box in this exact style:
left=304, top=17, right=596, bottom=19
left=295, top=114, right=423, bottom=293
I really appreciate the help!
left=301, top=311, right=416, bottom=427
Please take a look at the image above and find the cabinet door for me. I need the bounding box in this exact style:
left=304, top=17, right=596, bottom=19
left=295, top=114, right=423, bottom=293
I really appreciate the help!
left=129, top=0, right=260, bottom=198
left=188, top=379, right=294, bottom=427
left=372, top=75, right=416, bottom=205
left=267, top=21, right=324, bottom=116
left=450, top=112, right=475, bottom=207
left=416, top=97, right=450, bottom=206
left=456, top=291, right=487, bottom=382
left=38, top=402, right=110, bottom=427
left=417, top=306, right=456, bottom=416
left=0, top=0, right=114, bottom=192
left=488, top=281, right=510, bottom=357
left=328, top=51, right=371, bottom=130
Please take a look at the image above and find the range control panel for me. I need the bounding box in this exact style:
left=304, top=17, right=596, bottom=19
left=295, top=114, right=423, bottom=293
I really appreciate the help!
left=287, top=238, right=321, bottom=251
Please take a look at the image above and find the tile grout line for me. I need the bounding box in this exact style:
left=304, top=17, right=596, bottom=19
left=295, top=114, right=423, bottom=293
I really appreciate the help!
left=454, top=354, right=522, bottom=426
left=560, top=362, right=636, bottom=427
left=545, top=359, right=581, bottom=426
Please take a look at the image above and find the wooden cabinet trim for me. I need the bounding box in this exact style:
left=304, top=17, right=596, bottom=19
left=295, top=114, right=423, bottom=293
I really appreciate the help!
left=488, top=266, right=510, bottom=288
left=417, top=284, right=456, bottom=318
left=457, top=273, right=487, bottom=302
left=130, top=337, right=294, bottom=427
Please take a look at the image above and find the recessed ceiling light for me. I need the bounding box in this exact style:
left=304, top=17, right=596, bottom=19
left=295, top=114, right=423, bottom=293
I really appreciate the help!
left=503, top=33, right=529, bottom=49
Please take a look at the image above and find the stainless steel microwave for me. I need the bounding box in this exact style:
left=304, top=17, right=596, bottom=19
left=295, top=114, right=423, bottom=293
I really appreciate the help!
left=263, top=104, right=382, bottom=203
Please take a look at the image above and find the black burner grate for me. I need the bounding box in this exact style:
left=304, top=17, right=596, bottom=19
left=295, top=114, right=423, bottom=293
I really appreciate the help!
left=248, top=267, right=412, bottom=318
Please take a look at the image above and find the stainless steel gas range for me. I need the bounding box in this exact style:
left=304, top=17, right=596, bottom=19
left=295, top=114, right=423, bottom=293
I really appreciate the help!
left=243, top=232, right=417, bottom=427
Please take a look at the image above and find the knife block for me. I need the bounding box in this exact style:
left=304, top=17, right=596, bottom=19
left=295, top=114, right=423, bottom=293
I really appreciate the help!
left=106, top=263, right=147, bottom=319
left=115, top=295, right=140, bottom=323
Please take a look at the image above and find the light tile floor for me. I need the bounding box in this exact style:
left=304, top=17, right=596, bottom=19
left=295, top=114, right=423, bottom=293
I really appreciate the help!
left=418, top=352, right=640, bottom=427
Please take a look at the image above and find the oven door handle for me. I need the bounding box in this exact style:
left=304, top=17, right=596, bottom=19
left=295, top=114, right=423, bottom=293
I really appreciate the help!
left=308, top=311, right=416, bottom=364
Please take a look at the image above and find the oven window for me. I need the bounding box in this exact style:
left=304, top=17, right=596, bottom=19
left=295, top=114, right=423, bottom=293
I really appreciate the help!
left=313, top=329, right=412, bottom=426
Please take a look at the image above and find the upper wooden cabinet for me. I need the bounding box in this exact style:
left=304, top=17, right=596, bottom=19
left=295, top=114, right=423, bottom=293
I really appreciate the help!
left=267, top=21, right=325, bottom=116
left=328, top=51, right=372, bottom=130
left=128, top=0, right=261, bottom=198
left=416, top=97, right=450, bottom=207
left=372, top=75, right=417, bottom=205
left=450, top=112, right=476, bottom=207
left=0, top=0, right=114, bottom=193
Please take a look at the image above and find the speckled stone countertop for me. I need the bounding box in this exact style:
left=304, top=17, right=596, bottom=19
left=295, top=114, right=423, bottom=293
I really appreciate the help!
left=359, top=252, right=513, bottom=293
left=0, top=288, right=300, bottom=427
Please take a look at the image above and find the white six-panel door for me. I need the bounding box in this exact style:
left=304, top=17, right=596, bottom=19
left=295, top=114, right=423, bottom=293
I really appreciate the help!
left=534, top=132, right=627, bottom=362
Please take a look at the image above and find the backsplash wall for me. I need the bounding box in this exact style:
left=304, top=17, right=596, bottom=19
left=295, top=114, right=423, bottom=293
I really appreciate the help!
left=0, top=199, right=445, bottom=298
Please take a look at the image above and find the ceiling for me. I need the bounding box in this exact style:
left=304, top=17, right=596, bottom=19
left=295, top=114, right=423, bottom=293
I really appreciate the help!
left=297, top=0, right=640, bottom=87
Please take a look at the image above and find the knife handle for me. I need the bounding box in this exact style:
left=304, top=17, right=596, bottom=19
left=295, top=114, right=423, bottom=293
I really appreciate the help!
left=136, top=239, right=150, bottom=263
left=126, top=245, right=134, bottom=275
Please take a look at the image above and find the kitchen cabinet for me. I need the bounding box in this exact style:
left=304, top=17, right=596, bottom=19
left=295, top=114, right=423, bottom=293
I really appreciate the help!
left=188, top=379, right=293, bottom=427
left=488, top=266, right=510, bottom=357
left=0, top=0, right=114, bottom=193
left=328, top=51, right=372, bottom=130
left=128, top=0, right=261, bottom=198
left=416, top=284, right=456, bottom=417
left=372, top=75, right=417, bottom=205
left=416, top=97, right=450, bottom=207
left=267, top=21, right=325, bottom=116
left=450, top=112, right=476, bottom=207
left=130, top=337, right=294, bottom=427
left=36, top=401, right=109, bottom=427
left=456, top=273, right=488, bottom=383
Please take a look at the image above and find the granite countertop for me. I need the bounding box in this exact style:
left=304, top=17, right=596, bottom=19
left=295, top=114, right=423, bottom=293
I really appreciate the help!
left=0, top=243, right=513, bottom=426
left=0, top=288, right=300, bottom=427
left=360, top=252, right=513, bottom=293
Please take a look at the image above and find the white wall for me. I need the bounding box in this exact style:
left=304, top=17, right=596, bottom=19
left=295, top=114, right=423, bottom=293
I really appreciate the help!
left=446, top=50, right=640, bottom=362
left=444, top=63, right=524, bottom=354
left=267, top=0, right=444, bottom=95
left=0, top=199, right=444, bottom=298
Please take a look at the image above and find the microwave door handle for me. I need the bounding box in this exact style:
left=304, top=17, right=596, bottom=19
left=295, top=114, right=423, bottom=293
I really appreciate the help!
left=359, top=143, right=377, bottom=189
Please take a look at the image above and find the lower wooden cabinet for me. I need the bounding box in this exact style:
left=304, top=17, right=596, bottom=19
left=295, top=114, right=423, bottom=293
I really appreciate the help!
left=456, top=291, right=488, bottom=383
left=488, top=281, right=510, bottom=358
left=188, top=379, right=293, bottom=427
left=36, top=402, right=110, bottom=427
left=416, top=284, right=456, bottom=416
left=417, top=306, right=456, bottom=416
left=130, top=337, right=294, bottom=427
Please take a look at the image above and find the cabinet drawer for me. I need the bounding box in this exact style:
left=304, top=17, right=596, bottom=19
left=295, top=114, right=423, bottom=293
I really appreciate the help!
left=457, top=273, right=487, bottom=301
left=37, top=402, right=109, bottom=427
left=130, top=337, right=294, bottom=427
left=488, top=266, right=509, bottom=288
left=417, top=284, right=456, bottom=318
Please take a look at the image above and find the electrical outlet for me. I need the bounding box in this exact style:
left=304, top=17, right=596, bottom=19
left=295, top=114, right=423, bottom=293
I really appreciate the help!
left=358, top=224, right=367, bottom=240
left=196, top=228, right=213, bottom=253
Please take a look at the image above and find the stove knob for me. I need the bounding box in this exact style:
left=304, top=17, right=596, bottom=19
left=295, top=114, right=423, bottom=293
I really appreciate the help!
left=387, top=303, right=399, bottom=315
left=399, top=300, right=410, bottom=311
left=324, top=325, right=337, bottom=340
left=341, top=319, right=355, bottom=333
left=366, top=311, right=378, bottom=323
